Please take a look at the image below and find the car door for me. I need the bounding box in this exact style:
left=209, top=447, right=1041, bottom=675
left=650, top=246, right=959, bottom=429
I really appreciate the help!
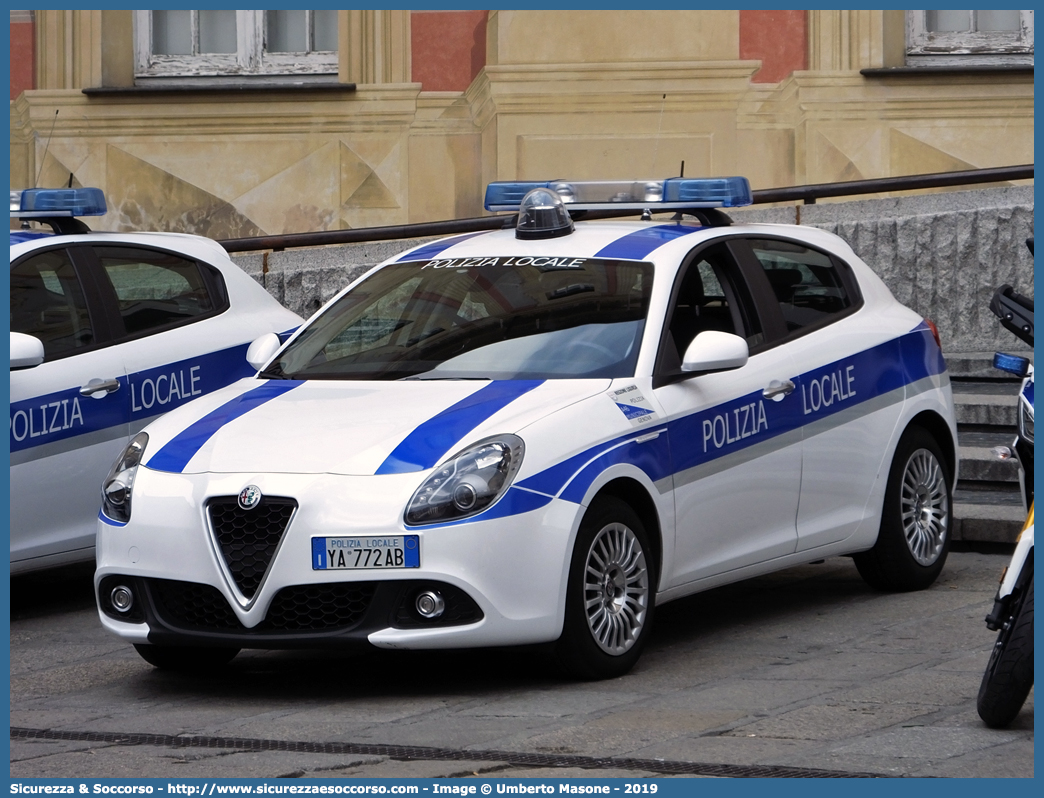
left=653, top=241, right=804, bottom=587
left=10, top=245, right=129, bottom=567
left=81, top=244, right=259, bottom=434
left=737, top=236, right=904, bottom=553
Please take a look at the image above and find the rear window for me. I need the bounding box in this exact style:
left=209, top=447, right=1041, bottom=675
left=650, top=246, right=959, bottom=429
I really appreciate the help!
left=748, top=239, right=855, bottom=332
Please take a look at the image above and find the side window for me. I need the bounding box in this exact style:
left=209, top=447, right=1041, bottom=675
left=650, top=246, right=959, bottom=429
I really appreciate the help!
left=93, top=247, right=218, bottom=337
left=11, top=250, right=95, bottom=360
left=748, top=239, right=854, bottom=333
left=660, top=244, right=763, bottom=371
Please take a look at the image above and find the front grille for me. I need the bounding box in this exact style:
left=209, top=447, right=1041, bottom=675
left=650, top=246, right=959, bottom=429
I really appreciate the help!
left=207, top=496, right=297, bottom=598
left=260, top=583, right=376, bottom=631
left=151, top=579, right=242, bottom=630
left=145, top=578, right=480, bottom=636
left=146, top=579, right=376, bottom=634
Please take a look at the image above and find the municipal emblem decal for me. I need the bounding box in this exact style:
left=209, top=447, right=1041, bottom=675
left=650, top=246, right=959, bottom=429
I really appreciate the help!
left=238, top=485, right=263, bottom=510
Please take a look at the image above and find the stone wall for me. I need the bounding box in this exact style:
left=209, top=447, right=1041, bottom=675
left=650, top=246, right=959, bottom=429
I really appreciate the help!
left=233, top=185, right=1034, bottom=353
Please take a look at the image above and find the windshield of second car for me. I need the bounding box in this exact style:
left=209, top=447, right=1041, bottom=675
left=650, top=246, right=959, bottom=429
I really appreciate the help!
left=266, top=256, right=654, bottom=380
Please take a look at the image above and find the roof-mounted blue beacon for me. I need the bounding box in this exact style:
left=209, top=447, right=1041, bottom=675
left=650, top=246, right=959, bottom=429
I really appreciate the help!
left=484, top=176, right=753, bottom=212
left=11, top=187, right=107, bottom=240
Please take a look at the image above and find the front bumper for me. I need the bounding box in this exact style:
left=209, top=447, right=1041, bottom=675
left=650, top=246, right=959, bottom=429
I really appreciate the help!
left=95, top=468, right=582, bottom=650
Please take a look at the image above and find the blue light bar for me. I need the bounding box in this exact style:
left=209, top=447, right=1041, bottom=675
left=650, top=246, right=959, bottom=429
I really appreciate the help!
left=484, top=177, right=752, bottom=212
left=484, top=182, right=555, bottom=211
left=10, top=187, right=107, bottom=217
left=993, top=352, right=1031, bottom=377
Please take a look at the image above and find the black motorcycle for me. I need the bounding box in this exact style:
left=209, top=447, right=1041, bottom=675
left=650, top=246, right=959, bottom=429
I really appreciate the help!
left=976, top=240, right=1034, bottom=728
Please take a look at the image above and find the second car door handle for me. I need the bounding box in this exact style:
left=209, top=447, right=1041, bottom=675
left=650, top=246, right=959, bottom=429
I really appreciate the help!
left=80, top=378, right=121, bottom=397
left=763, top=379, right=796, bottom=401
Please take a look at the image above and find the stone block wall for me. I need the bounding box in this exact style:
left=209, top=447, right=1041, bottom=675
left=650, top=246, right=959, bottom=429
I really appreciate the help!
left=234, top=185, right=1033, bottom=353
left=735, top=186, right=1034, bottom=355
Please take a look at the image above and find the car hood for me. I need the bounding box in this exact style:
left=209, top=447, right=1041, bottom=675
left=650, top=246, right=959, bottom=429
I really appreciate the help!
left=142, top=378, right=610, bottom=476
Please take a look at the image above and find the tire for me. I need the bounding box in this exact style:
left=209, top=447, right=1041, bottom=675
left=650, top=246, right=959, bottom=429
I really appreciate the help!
left=134, top=644, right=240, bottom=671
left=977, top=575, right=1034, bottom=728
left=556, top=496, right=655, bottom=680
left=854, top=426, right=952, bottom=591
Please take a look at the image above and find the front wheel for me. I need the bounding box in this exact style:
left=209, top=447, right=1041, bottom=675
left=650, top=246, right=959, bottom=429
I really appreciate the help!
left=977, top=575, right=1034, bottom=728
left=854, top=426, right=952, bottom=591
left=134, top=644, right=240, bottom=671
left=556, top=496, right=655, bottom=680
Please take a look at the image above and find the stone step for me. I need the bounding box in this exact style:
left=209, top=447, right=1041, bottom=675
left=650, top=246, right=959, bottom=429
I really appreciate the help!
left=951, top=381, right=1019, bottom=426
left=957, top=445, right=1021, bottom=482
left=952, top=486, right=1027, bottom=544
left=945, top=351, right=1033, bottom=380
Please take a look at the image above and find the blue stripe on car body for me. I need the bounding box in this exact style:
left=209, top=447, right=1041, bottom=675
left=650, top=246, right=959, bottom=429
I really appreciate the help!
left=10, top=342, right=259, bottom=455
left=428, top=324, right=947, bottom=528
left=375, top=380, right=545, bottom=474
left=10, top=231, right=54, bottom=245
left=594, top=224, right=705, bottom=260
left=396, top=231, right=492, bottom=262
left=146, top=381, right=304, bottom=473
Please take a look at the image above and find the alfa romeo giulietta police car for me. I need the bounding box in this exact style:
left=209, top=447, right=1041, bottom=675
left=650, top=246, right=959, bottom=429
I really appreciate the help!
left=10, top=188, right=302, bottom=573
left=94, top=178, right=958, bottom=678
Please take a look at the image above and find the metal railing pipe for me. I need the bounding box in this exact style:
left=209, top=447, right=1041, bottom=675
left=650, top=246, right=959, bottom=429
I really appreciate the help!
left=218, top=164, right=1033, bottom=253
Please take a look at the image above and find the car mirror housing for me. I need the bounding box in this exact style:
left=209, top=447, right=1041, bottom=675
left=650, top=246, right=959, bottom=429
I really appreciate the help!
left=681, top=331, right=749, bottom=374
left=246, top=332, right=282, bottom=372
left=10, top=332, right=44, bottom=370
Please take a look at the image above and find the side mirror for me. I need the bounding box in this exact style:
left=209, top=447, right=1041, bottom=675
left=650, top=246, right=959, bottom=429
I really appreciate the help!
left=681, top=331, right=749, bottom=374
left=246, top=332, right=282, bottom=372
left=10, top=332, right=45, bottom=370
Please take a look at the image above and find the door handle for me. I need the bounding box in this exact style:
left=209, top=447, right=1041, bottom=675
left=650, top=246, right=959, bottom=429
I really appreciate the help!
left=763, top=379, right=795, bottom=402
left=80, top=378, right=121, bottom=398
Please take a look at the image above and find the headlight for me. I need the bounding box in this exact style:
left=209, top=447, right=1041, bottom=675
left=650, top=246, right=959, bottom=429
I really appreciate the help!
left=101, top=432, right=148, bottom=524
left=405, top=435, right=524, bottom=526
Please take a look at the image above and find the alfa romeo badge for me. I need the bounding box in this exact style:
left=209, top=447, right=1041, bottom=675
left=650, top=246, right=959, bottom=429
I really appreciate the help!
left=238, top=485, right=262, bottom=510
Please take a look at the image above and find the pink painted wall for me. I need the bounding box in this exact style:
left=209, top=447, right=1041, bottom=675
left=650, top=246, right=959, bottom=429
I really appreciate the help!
left=10, top=15, right=34, bottom=100
left=411, top=10, right=488, bottom=92
left=740, top=10, right=807, bottom=84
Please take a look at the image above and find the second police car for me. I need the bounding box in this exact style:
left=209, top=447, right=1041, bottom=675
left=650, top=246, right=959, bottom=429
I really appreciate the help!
left=94, top=178, right=958, bottom=678
left=10, top=188, right=302, bottom=573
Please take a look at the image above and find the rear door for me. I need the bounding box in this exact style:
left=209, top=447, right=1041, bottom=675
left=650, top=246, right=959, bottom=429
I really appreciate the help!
left=737, top=236, right=903, bottom=553
left=82, top=243, right=258, bottom=434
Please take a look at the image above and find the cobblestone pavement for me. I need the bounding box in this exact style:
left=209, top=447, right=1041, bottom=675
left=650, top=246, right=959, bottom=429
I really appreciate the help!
left=10, top=551, right=1033, bottom=779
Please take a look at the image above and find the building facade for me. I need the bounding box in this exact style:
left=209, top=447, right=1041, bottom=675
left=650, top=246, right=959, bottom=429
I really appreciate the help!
left=10, top=10, right=1034, bottom=238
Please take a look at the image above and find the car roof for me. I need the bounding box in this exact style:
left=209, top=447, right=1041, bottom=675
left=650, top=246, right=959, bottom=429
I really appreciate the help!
left=9, top=229, right=234, bottom=265
left=392, top=219, right=862, bottom=272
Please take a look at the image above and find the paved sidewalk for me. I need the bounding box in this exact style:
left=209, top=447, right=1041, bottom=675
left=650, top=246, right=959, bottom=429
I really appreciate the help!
left=10, top=551, right=1033, bottom=779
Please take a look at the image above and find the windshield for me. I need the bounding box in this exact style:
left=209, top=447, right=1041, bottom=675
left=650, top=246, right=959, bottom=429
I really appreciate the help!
left=266, top=256, right=654, bottom=380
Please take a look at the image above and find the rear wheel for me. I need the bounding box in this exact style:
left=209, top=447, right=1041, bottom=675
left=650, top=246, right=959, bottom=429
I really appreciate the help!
left=977, top=575, right=1034, bottom=728
left=854, top=426, right=951, bottom=591
left=134, top=644, right=239, bottom=671
left=556, top=496, right=655, bottom=680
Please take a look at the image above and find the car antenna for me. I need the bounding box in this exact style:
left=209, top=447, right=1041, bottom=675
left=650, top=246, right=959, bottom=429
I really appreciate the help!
left=35, top=109, right=59, bottom=188
left=650, top=94, right=666, bottom=177
left=671, top=162, right=686, bottom=221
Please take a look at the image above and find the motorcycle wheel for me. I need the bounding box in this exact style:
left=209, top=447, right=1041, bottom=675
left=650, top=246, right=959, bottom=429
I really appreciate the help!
left=977, top=575, right=1034, bottom=728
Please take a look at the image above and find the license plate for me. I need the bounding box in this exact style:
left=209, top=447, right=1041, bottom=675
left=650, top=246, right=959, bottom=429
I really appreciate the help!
left=311, top=535, right=419, bottom=570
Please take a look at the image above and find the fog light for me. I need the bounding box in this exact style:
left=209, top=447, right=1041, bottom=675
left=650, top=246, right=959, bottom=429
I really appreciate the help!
left=110, top=585, right=134, bottom=613
left=415, top=590, right=445, bottom=619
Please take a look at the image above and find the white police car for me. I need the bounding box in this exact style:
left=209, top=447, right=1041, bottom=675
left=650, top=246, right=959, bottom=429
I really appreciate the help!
left=94, top=178, right=958, bottom=677
left=10, top=188, right=302, bottom=573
